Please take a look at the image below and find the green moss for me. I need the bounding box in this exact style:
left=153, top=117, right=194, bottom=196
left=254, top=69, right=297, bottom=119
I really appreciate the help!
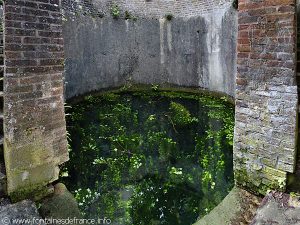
left=66, top=84, right=235, bottom=106
left=234, top=168, right=249, bottom=186
left=235, top=167, right=286, bottom=196
left=111, top=4, right=120, bottom=19
left=10, top=185, right=53, bottom=203
left=63, top=88, right=235, bottom=222
left=39, top=183, right=82, bottom=220
left=125, top=11, right=132, bottom=20
left=4, top=132, right=62, bottom=202
left=169, top=102, right=198, bottom=126
left=101, top=93, right=120, bottom=102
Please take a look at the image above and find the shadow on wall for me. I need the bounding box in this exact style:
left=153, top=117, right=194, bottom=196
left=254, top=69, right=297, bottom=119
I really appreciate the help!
left=62, top=6, right=237, bottom=99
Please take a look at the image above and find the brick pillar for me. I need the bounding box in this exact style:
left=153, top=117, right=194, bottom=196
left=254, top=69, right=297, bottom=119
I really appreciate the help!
left=3, top=0, right=69, bottom=201
left=234, top=0, right=298, bottom=194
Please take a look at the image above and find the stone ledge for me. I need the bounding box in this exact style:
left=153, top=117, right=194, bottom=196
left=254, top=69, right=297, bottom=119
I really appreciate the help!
left=194, top=186, right=261, bottom=225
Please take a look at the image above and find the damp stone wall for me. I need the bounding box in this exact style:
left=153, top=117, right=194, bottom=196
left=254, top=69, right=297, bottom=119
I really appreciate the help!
left=62, top=0, right=238, bottom=99
left=234, top=0, right=298, bottom=194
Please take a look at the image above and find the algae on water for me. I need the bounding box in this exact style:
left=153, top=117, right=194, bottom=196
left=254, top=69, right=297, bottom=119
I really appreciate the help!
left=61, top=90, right=234, bottom=225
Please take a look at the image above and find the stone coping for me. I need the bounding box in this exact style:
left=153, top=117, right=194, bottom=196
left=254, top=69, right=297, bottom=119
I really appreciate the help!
left=194, top=186, right=261, bottom=225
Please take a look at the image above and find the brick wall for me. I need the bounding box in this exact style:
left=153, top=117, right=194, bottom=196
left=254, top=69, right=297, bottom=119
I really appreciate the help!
left=62, top=0, right=232, bottom=18
left=234, top=0, right=298, bottom=194
left=3, top=0, right=68, bottom=201
left=292, top=0, right=300, bottom=188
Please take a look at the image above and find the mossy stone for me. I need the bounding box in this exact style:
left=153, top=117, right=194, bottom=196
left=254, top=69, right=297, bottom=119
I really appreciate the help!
left=39, top=183, right=82, bottom=221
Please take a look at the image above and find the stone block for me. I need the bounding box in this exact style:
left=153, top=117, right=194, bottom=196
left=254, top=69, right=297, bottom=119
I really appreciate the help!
left=0, top=200, right=42, bottom=225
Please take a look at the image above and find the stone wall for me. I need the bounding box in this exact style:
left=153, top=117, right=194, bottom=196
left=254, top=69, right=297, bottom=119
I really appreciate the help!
left=63, top=3, right=237, bottom=99
left=1, top=0, right=299, bottom=201
left=62, top=0, right=232, bottom=18
left=234, top=0, right=298, bottom=194
left=290, top=0, right=300, bottom=190
left=3, top=0, right=68, bottom=200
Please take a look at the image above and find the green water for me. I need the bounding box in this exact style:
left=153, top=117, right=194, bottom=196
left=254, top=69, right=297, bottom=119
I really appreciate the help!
left=61, top=90, right=234, bottom=225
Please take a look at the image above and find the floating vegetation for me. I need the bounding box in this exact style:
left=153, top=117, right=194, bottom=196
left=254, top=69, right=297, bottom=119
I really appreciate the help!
left=61, top=90, right=234, bottom=225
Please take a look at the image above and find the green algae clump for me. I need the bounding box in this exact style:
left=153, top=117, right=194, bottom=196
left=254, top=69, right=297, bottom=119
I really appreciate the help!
left=169, top=101, right=199, bottom=126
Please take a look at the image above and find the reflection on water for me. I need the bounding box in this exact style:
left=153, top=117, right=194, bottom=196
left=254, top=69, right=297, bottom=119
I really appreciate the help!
left=61, top=91, right=234, bottom=225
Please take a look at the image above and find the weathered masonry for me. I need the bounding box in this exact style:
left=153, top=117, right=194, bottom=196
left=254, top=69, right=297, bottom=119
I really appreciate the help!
left=234, top=0, right=298, bottom=194
left=62, top=0, right=231, bottom=18
left=62, top=0, right=237, bottom=98
left=0, top=0, right=299, bottom=200
left=3, top=0, right=68, bottom=200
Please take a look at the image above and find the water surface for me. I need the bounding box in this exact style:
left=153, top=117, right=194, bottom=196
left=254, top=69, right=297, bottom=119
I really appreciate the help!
left=61, top=90, right=234, bottom=225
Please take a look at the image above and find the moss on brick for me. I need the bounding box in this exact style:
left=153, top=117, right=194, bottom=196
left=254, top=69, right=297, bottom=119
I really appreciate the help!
left=235, top=166, right=287, bottom=196
left=10, top=184, right=53, bottom=203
